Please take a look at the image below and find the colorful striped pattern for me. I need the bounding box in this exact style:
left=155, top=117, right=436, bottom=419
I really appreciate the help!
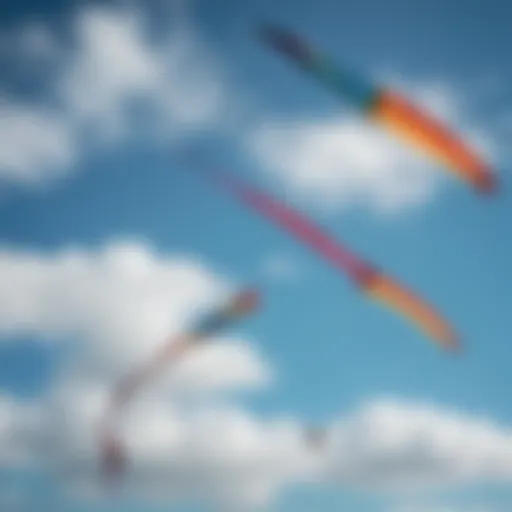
left=370, top=90, right=495, bottom=192
left=259, top=24, right=377, bottom=110
left=364, top=273, right=459, bottom=351
left=190, top=162, right=459, bottom=351
left=259, top=23, right=497, bottom=194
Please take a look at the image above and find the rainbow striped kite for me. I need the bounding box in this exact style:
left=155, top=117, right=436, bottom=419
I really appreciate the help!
left=259, top=23, right=497, bottom=194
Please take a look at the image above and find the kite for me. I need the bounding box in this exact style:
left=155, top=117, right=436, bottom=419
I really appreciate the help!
left=185, top=158, right=460, bottom=352
left=99, top=287, right=260, bottom=488
left=258, top=23, right=497, bottom=194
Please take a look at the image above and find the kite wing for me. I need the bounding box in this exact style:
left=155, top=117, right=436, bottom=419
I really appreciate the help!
left=189, top=162, right=459, bottom=351
left=259, top=23, right=497, bottom=194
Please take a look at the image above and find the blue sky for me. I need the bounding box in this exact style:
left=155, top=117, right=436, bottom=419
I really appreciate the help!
left=0, top=0, right=511, bottom=511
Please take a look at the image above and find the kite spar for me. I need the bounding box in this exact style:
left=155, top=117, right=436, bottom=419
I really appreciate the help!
left=258, top=23, right=497, bottom=194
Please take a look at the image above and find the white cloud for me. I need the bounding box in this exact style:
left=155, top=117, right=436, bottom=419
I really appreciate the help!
left=45, top=392, right=318, bottom=509
left=0, top=3, right=499, bottom=213
left=61, top=7, right=225, bottom=139
left=38, top=394, right=512, bottom=507
left=167, top=338, right=272, bottom=396
left=0, top=241, right=271, bottom=396
left=3, top=375, right=512, bottom=509
left=0, top=4, right=228, bottom=184
left=0, top=240, right=307, bottom=509
left=60, top=7, right=163, bottom=138
left=0, top=240, right=511, bottom=507
left=325, top=399, right=512, bottom=490
left=0, top=102, right=76, bottom=184
left=0, top=240, right=281, bottom=508
left=248, top=114, right=442, bottom=215
left=247, top=81, right=495, bottom=214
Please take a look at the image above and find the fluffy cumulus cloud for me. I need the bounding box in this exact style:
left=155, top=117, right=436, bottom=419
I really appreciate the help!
left=0, top=1, right=501, bottom=215
left=0, top=4, right=227, bottom=184
left=0, top=240, right=286, bottom=508
left=248, top=114, right=438, bottom=214
left=0, top=103, right=75, bottom=184
left=45, top=395, right=318, bottom=509
left=325, top=399, right=512, bottom=490
left=0, top=240, right=310, bottom=509
left=0, top=241, right=271, bottom=395
left=247, top=79, right=496, bottom=215
left=0, top=1, right=501, bottom=216
left=2, top=307, right=512, bottom=510
left=60, top=6, right=225, bottom=142
left=0, top=243, right=512, bottom=508
left=3, top=393, right=512, bottom=509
